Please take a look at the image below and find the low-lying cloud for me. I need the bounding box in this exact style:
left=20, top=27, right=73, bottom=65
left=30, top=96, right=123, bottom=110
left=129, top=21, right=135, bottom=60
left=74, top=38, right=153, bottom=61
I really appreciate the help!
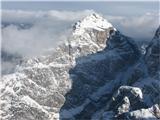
left=2, top=10, right=94, bottom=57
left=106, top=12, right=159, bottom=41
left=2, top=9, right=159, bottom=57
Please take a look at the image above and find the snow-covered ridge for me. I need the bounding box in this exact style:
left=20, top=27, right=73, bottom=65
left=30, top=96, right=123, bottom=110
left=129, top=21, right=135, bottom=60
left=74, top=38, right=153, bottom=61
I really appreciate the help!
left=73, top=13, right=113, bottom=35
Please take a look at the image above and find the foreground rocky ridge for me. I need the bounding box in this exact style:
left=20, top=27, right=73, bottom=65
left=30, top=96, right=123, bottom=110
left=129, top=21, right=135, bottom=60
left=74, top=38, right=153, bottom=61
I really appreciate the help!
left=99, top=26, right=160, bottom=120
left=0, top=13, right=160, bottom=120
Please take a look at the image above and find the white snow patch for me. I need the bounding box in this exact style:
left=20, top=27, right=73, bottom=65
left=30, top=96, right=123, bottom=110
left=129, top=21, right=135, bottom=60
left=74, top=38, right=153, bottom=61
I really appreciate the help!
left=130, top=106, right=158, bottom=119
left=73, top=13, right=113, bottom=35
left=118, top=86, right=143, bottom=99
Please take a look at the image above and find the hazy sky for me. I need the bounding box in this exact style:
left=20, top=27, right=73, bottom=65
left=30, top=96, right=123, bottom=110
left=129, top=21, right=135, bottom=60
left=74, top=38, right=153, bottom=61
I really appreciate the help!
left=2, top=1, right=159, bottom=16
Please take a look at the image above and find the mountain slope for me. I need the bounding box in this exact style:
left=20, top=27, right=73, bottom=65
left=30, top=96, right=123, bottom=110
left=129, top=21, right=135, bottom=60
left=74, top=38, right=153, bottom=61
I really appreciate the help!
left=1, top=13, right=117, bottom=120
left=0, top=13, right=159, bottom=120
left=99, top=26, right=160, bottom=120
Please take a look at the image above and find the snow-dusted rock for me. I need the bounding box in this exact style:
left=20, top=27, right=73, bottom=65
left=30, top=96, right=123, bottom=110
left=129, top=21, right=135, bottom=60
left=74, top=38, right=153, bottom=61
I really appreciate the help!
left=125, top=104, right=160, bottom=119
left=0, top=12, right=118, bottom=120
left=117, top=96, right=130, bottom=115
left=115, top=86, right=143, bottom=100
left=145, top=26, right=160, bottom=78
left=73, top=13, right=113, bottom=35
left=100, top=26, right=160, bottom=120
left=1, top=13, right=159, bottom=120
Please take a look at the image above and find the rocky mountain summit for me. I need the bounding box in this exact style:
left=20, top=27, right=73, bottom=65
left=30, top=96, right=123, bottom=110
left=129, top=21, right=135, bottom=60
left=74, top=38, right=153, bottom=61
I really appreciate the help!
left=0, top=13, right=159, bottom=120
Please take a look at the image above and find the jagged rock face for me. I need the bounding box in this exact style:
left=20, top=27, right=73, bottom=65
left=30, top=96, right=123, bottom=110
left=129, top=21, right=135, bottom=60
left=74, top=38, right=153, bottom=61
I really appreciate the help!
left=59, top=16, right=140, bottom=119
left=0, top=13, right=119, bottom=120
left=145, top=26, right=160, bottom=77
left=124, top=104, right=160, bottom=119
left=107, top=30, right=140, bottom=63
left=59, top=22, right=140, bottom=119
left=0, top=13, right=159, bottom=120
left=101, top=84, right=160, bottom=120
left=154, top=26, right=160, bottom=39
left=116, top=104, right=160, bottom=120
left=110, top=86, right=143, bottom=113
left=69, top=13, right=114, bottom=59
left=106, top=86, right=146, bottom=119
left=117, top=96, right=130, bottom=115
left=99, top=27, right=160, bottom=120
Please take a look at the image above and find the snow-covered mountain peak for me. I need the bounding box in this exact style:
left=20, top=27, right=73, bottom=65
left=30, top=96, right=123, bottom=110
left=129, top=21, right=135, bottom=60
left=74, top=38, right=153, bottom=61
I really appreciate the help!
left=73, top=12, right=113, bottom=35
left=69, top=12, right=116, bottom=54
left=1, top=11, right=159, bottom=120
